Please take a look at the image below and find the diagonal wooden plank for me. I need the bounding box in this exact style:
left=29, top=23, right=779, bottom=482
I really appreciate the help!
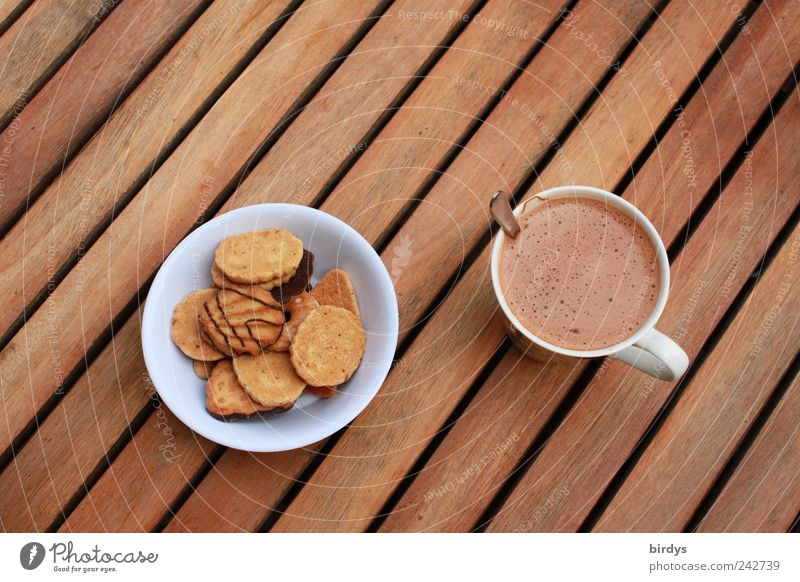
left=167, top=0, right=654, bottom=532
left=487, top=91, right=800, bottom=532
left=0, top=312, right=151, bottom=532
left=698, top=370, right=800, bottom=532
left=0, top=0, right=387, bottom=532
left=58, top=0, right=569, bottom=533
left=0, top=0, right=206, bottom=230
left=0, top=0, right=117, bottom=128
left=0, top=0, right=294, bottom=344
left=1, top=0, right=482, bottom=534
left=595, top=222, right=800, bottom=532
left=0, top=1, right=482, bottom=529
left=0, top=0, right=289, bottom=346
left=0, top=0, right=31, bottom=33
left=0, top=0, right=328, bottom=455
left=381, top=0, right=800, bottom=532
left=267, top=0, right=745, bottom=532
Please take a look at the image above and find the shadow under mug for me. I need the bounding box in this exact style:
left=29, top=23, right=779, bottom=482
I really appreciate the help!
left=490, top=185, right=689, bottom=381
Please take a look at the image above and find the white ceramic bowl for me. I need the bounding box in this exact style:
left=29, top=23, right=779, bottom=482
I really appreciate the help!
left=141, top=204, right=399, bottom=452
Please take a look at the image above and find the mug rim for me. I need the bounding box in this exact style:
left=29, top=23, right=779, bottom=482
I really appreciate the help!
left=490, top=185, right=670, bottom=358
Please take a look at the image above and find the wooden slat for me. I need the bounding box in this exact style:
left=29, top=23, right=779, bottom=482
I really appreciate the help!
left=0, top=0, right=300, bottom=455
left=0, top=0, right=480, bottom=534
left=0, top=313, right=153, bottom=532
left=167, top=0, right=653, bottom=532
left=264, top=0, right=744, bottom=532
left=381, top=0, right=800, bottom=532
left=0, top=0, right=30, bottom=32
left=486, top=91, right=800, bottom=532
left=0, top=0, right=292, bottom=344
left=698, top=371, right=800, bottom=532
left=0, top=0, right=205, bottom=229
left=0, top=0, right=387, bottom=532
left=60, top=0, right=567, bottom=533
left=53, top=0, right=482, bottom=532
left=595, top=224, right=800, bottom=531
left=0, top=0, right=115, bottom=128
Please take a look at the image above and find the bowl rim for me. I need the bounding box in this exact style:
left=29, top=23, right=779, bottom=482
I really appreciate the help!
left=141, top=203, right=399, bottom=452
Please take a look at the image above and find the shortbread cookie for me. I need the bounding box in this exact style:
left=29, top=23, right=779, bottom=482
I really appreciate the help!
left=216, top=289, right=284, bottom=326
left=217, top=289, right=283, bottom=349
left=232, top=352, right=306, bottom=407
left=271, top=250, right=314, bottom=303
left=270, top=292, right=318, bottom=352
left=171, top=289, right=226, bottom=361
left=215, top=228, right=303, bottom=284
left=193, top=359, right=219, bottom=380
left=199, top=293, right=262, bottom=356
left=310, top=269, right=360, bottom=319
left=290, top=305, right=366, bottom=387
left=205, top=360, right=289, bottom=421
left=211, top=262, right=292, bottom=294
left=198, top=310, right=235, bottom=357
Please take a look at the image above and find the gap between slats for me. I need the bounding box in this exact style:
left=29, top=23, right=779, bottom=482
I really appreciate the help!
left=0, top=0, right=216, bottom=239
left=0, top=0, right=305, bottom=354
left=685, top=350, right=800, bottom=531
left=579, top=64, right=800, bottom=532
left=469, top=0, right=765, bottom=533
left=0, top=0, right=34, bottom=36
left=260, top=0, right=669, bottom=534
left=42, top=0, right=417, bottom=533
left=790, top=511, right=800, bottom=532
left=0, top=0, right=121, bottom=133
left=0, top=0, right=309, bottom=478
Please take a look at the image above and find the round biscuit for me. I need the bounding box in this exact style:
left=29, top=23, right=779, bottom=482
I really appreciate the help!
left=171, top=289, right=226, bottom=361
left=215, top=228, right=303, bottom=284
left=232, top=351, right=306, bottom=407
left=290, top=305, right=366, bottom=387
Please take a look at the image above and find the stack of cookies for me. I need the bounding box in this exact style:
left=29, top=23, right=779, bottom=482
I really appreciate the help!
left=170, top=228, right=366, bottom=421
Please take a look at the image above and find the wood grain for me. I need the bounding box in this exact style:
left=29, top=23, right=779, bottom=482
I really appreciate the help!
left=0, top=0, right=30, bottom=32
left=60, top=404, right=218, bottom=532
left=0, top=0, right=204, bottom=229
left=0, top=0, right=114, bottom=128
left=61, top=0, right=565, bottom=533
left=698, top=372, right=800, bottom=532
left=631, top=0, right=800, bottom=241
left=381, top=0, right=800, bottom=532
left=0, top=0, right=480, bottom=534
left=318, top=0, right=562, bottom=245
left=595, top=223, right=800, bottom=531
left=4, top=0, right=796, bottom=536
left=0, top=0, right=330, bottom=455
left=169, top=0, right=653, bottom=532
left=0, top=312, right=149, bottom=531
left=2, top=0, right=420, bottom=533
left=0, top=0, right=292, bottom=343
left=268, top=0, right=743, bottom=532
left=486, top=92, right=800, bottom=532
left=163, top=447, right=317, bottom=532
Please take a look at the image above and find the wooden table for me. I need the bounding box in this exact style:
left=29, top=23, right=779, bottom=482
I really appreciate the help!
left=0, top=0, right=798, bottom=533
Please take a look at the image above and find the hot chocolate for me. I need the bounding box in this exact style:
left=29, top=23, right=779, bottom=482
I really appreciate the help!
left=499, top=197, right=659, bottom=350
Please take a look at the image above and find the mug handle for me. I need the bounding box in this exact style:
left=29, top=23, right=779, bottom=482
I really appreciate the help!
left=611, top=328, right=689, bottom=381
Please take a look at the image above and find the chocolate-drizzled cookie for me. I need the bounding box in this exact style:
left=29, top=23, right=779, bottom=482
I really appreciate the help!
left=271, top=250, right=314, bottom=303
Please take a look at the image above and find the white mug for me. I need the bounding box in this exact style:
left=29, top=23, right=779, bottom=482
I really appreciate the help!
left=490, top=185, right=689, bottom=381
